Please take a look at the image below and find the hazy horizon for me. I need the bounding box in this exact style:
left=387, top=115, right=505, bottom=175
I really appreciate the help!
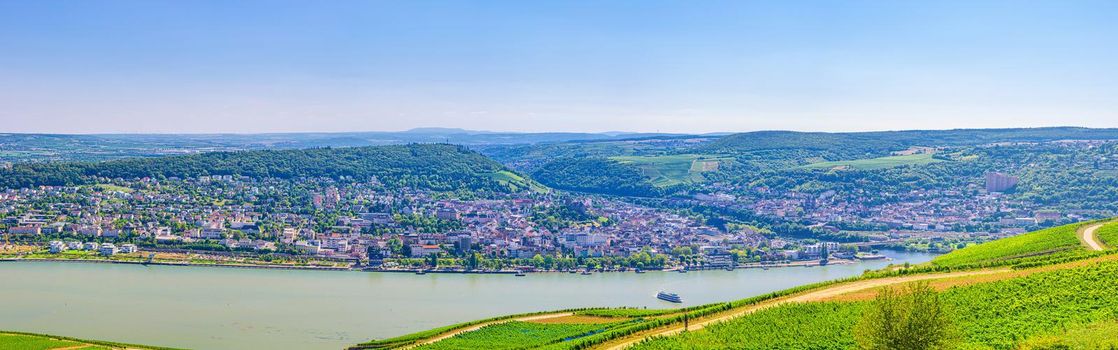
left=2, top=0, right=1117, bottom=134
left=3, top=124, right=1117, bottom=137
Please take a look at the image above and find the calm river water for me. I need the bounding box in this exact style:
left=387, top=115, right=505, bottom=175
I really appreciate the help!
left=0, top=250, right=935, bottom=350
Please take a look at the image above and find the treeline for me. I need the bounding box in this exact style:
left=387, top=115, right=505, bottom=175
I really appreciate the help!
left=0, top=144, right=527, bottom=192
left=531, top=158, right=663, bottom=197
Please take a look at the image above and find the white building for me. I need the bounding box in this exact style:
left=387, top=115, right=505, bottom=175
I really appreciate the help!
left=49, top=241, right=67, bottom=253
left=99, top=243, right=118, bottom=256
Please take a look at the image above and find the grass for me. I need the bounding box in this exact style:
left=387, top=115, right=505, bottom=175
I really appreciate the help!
left=416, top=322, right=618, bottom=350
left=798, top=153, right=942, bottom=170
left=0, top=332, right=177, bottom=350
left=0, top=333, right=80, bottom=350
left=929, top=222, right=1086, bottom=268
left=609, top=154, right=730, bottom=187
left=90, top=184, right=133, bottom=193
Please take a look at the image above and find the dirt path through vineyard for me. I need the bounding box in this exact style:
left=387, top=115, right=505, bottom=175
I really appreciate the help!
left=1079, top=222, right=1108, bottom=251
left=597, top=269, right=1005, bottom=350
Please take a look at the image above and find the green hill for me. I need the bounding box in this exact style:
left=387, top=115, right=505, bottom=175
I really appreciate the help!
left=928, top=222, right=1090, bottom=269
left=705, top=128, right=1118, bottom=155
left=0, top=144, right=538, bottom=192
left=530, top=158, right=663, bottom=197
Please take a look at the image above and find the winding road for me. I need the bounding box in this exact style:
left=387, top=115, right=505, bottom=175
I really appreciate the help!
left=1078, top=222, right=1109, bottom=251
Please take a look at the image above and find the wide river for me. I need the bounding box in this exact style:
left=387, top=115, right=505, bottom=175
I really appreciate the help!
left=0, top=250, right=936, bottom=350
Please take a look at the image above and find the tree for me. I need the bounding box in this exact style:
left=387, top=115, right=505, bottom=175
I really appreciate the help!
left=855, top=282, right=957, bottom=350
left=387, top=237, right=403, bottom=255
left=466, top=252, right=483, bottom=270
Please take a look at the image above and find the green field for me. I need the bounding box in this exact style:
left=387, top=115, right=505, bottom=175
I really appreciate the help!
left=417, top=321, right=616, bottom=350
left=91, top=184, right=134, bottom=193
left=0, top=332, right=170, bottom=350
left=487, top=170, right=549, bottom=192
left=632, top=302, right=862, bottom=350
left=798, top=153, right=943, bottom=170
left=610, top=154, right=730, bottom=187
left=929, top=222, right=1087, bottom=268
left=0, top=333, right=82, bottom=350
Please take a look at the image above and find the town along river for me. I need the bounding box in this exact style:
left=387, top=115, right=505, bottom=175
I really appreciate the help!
left=0, top=250, right=936, bottom=350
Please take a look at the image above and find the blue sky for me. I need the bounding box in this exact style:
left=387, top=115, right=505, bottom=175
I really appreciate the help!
left=1, top=0, right=1116, bottom=134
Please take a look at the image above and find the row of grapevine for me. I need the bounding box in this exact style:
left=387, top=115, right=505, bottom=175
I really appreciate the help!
left=930, top=222, right=1087, bottom=268
left=417, top=321, right=619, bottom=350
left=632, top=258, right=1118, bottom=349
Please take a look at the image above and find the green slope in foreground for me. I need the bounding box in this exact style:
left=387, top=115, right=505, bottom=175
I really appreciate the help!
left=0, top=332, right=178, bottom=350
left=363, top=219, right=1118, bottom=350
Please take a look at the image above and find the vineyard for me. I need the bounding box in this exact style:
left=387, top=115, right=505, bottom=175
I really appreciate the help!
left=1096, top=221, right=1118, bottom=247
left=1016, top=320, right=1118, bottom=349
left=630, top=302, right=862, bottom=350
left=929, top=222, right=1086, bottom=268
left=0, top=331, right=176, bottom=350
left=416, top=321, right=621, bottom=350
left=573, top=308, right=679, bottom=318
left=631, top=258, right=1118, bottom=350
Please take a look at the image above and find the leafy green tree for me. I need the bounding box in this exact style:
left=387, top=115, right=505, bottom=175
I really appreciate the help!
left=855, top=282, right=957, bottom=350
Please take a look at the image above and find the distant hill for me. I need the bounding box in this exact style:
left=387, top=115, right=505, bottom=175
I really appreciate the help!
left=703, top=127, right=1118, bottom=155
left=0, top=130, right=688, bottom=162
left=0, top=144, right=537, bottom=192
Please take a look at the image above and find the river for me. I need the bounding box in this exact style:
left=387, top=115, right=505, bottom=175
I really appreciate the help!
left=0, top=250, right=936, bottom=350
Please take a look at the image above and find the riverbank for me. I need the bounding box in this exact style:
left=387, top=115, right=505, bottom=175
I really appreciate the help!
left=0, top=257, right=351, bottom=271
left=1, top=255, right=884, bottom=275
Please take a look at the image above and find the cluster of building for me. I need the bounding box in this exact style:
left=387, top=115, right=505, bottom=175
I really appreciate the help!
left=0, top=177, right=776, bottom=265
left=696, top=172, right=1084, bottom=237
left=48, top=240, right=137, bottom=255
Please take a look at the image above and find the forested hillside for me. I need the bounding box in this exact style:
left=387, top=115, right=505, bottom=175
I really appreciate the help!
left=0, top=144, right=534, bottom=192
left=530, top=158, right=662, bottom=197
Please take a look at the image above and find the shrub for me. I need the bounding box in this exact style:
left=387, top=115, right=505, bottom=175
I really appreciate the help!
left=854, top=282, right=957, bottom=350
